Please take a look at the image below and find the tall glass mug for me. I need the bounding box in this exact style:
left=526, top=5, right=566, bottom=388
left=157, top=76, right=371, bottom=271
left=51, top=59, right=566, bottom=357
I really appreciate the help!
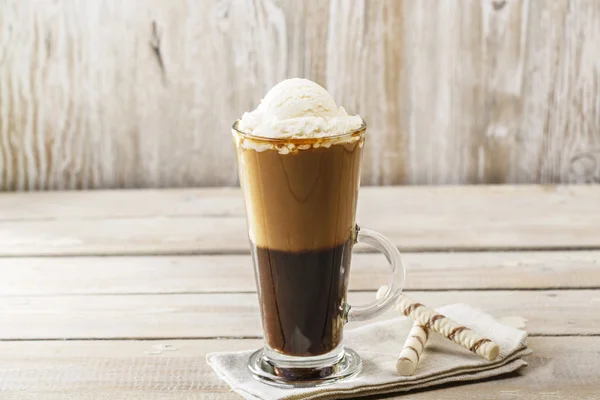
left=232, top=120, right=405, bottom=387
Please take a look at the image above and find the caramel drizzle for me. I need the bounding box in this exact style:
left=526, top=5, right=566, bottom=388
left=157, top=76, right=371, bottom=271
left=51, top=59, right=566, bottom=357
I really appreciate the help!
left=425, top=314, right=445, bottom=329
left=419, top=325, right=429, bottom=341
left=471, top=338, right=491, bottom=353
left=405, top=346, right=420, bottom=361
left=413, top=335, right=425, bottom=347
left=403, top=303, right=424, bottom=316
left=448, top=326, right=469, bottom=341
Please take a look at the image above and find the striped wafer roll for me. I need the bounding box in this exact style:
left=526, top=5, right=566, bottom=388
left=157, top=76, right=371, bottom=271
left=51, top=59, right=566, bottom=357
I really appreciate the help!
left=395, top=294, right=500, bottom=361
left=376, top=286, right=429, bottom=376
left=396, top=323, right=429, bottom=376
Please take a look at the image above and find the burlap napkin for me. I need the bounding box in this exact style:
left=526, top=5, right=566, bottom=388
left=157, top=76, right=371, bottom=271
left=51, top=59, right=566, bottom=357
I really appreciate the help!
left=207, top=303, right=532, bottom=400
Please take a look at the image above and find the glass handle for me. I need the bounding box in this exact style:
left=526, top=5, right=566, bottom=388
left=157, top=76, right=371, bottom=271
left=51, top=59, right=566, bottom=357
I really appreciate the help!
left=345, top=225, right=406, bottom=322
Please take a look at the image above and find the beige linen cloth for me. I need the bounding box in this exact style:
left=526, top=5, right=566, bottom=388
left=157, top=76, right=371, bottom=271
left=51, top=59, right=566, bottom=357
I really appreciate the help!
left=207, top=304, right=532, bottom=400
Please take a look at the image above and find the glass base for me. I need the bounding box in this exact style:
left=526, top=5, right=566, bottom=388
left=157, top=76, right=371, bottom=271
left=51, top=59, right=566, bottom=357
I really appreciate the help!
left=247, top=347, right=362, bottom=388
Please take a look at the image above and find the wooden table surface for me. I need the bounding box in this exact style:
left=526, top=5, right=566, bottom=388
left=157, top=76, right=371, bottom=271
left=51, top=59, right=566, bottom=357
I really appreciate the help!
left=1, top=185, right=599, bottom=399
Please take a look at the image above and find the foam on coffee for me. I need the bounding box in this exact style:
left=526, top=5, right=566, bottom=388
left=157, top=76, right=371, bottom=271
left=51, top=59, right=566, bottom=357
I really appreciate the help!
left=233, top=126, right=364, bottom=154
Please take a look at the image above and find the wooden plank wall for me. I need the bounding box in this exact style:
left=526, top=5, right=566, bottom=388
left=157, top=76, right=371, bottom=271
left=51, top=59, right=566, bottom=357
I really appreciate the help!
left=0, top=0, right=599, bottom=190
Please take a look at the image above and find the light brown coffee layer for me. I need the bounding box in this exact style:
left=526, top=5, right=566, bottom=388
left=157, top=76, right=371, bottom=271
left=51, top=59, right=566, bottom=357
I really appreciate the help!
left=234, top=132, right=364, bottom=252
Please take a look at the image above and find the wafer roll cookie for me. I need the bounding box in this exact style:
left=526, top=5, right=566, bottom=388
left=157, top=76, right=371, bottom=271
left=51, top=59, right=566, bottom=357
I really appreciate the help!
left=375, top=286, right=429, bottom=376
left=395, top=294, right=500, bottom=361
left=396, top=323, right=429, bottom=376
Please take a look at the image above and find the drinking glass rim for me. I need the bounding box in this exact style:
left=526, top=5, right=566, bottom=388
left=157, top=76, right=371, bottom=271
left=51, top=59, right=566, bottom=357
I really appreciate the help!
left=231, top=119, right=367, bottom=144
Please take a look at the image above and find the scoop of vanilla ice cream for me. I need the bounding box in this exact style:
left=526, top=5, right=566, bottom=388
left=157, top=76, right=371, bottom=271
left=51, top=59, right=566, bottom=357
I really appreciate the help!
left=237, top=78, right=363, bottom=138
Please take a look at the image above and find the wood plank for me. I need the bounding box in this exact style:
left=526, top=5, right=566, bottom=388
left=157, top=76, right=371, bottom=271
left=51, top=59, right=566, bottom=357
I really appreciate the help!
left=2, top=1, right=599, bottom=189
left=0, top=0, right=273, bottom=189
left=0, top=290, right=597, bottom=339
left=327, top=0, right=409, bottom=185
left=0, top=337, right=597, bottom=399
left=2, top=251, right=599, bottom=296
left=0, top=188, right=243, bottom=221
left=480, top=0, right=530, bottom=183
left=1, top=186, right=599, bottom=255
left=517, top=0, right=600, bottom=183
left=395, top=0, right=488, bottom=184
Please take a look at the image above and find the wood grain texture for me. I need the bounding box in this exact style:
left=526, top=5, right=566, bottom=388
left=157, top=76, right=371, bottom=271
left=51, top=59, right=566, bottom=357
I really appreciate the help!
left=400, top=0, right=487, bottom=184
left=0, top=337, right=598, bottom=399
left=0, top=186, right=595, bottom=397
left=2, top=250, right=600, bottom=296
left=517, top=0, right=600, bottom=183
left=1, top=186, right=599, bottom=255
left=1, top=290, right=597, bottom=339
left=1, top=0, right=599, bottom=189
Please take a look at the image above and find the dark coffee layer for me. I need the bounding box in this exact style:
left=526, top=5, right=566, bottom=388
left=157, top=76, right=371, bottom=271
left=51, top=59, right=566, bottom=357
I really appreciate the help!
left=251, top=239, right=353, bottom=357
left=235, top=136, right=363, bottom=253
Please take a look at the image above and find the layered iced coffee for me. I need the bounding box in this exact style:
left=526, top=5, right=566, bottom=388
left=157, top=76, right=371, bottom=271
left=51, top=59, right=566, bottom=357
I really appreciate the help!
left=233, top=79, right=365, bottom=357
